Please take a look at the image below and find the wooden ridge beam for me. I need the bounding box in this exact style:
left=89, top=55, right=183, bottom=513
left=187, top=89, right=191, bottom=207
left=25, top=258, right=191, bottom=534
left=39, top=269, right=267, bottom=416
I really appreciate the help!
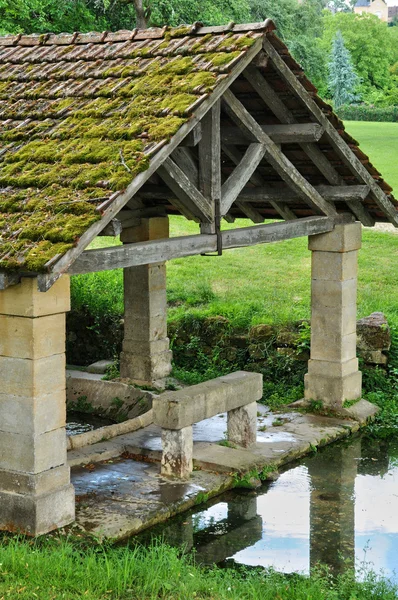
left=68, top=216, right=338, bottom=275
left=222, top=89, right=337, bottom=218
left=220, top=123, right=324, bottom=146
left=262, top=37, right=398, bottom=226
left=243, top=65, right=375, bottom=227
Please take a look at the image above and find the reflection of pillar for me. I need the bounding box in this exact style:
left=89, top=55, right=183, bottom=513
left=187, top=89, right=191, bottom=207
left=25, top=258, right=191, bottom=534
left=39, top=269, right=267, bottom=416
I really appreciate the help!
left=162, top=515, right=194, bottom=553
left=308, top=438, right=360, bottom=575
left=228, top=495, right=258, bottom=521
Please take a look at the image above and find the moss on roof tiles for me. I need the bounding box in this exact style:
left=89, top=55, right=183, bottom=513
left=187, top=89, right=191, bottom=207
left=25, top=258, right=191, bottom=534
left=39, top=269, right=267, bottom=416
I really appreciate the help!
left=0, top=27, right=258, bottom=273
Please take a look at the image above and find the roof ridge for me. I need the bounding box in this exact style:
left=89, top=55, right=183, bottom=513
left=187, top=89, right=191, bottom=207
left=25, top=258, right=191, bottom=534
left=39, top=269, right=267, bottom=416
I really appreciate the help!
left=0, top=20, right=275, bottom=48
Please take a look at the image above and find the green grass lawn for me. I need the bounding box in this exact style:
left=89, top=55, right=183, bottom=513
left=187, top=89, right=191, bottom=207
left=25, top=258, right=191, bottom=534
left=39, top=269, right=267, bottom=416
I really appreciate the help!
left=73, top=121, right=398, bottom=331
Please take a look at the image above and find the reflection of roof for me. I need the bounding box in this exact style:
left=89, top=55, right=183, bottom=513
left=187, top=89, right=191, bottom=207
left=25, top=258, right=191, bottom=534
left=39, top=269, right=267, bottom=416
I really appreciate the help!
left=0, top=21, right=396, bottom=278
left=355, top=0, right=370, bottom=6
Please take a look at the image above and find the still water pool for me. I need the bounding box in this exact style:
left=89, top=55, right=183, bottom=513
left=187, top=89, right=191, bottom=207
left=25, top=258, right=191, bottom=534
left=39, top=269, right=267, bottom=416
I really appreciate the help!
left=137, top=436, right=398, bottom=580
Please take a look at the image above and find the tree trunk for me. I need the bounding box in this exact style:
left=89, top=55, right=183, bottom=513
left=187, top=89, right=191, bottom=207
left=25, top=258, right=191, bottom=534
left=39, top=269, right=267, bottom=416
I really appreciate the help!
left=133, top=0, right=148, bottom=28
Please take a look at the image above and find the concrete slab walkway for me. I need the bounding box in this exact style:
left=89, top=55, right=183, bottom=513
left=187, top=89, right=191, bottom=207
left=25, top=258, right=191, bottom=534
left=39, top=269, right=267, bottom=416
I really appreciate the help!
left=69, top=401, right=376, bottom=540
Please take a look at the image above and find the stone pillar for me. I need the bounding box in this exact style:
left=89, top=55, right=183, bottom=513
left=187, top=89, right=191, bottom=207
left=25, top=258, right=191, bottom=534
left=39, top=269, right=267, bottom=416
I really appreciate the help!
left=120, top=217, right=172, bottom=387
left=227, top=401, right=257, bottom=448
left=305, top=222, right=362, bottom=409
left=161, top=426, right=193, bottom=479
left=0, top=276, right=75, bottom=535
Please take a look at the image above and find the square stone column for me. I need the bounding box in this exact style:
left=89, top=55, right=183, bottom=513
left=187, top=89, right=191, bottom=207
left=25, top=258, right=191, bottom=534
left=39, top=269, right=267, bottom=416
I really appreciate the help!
left=0, top=276, right=75, bottom=535
left=120, top=217, right=172, bottom=387
left=304, top=222, right=362, bottom=409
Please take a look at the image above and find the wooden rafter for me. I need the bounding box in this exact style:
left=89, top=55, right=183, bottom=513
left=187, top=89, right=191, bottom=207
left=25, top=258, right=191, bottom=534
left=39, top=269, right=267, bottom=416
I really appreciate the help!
left=262, top=37, right=398, bottom=226
left=157, top=157, right=212, bottom=222
left=222, top=89, right=337, bottom=218
left=243, top=65, right=375, bottom=227
left=222, top=144, right=297, bottom=221
left=68, top=216, right=341, bottom=275
left=221, top=143, right=266, bottom=214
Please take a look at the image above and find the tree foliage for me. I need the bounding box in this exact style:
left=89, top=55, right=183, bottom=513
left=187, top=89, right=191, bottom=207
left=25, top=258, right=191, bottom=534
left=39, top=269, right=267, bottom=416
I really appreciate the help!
left=328, top=30, right=360, bottom=107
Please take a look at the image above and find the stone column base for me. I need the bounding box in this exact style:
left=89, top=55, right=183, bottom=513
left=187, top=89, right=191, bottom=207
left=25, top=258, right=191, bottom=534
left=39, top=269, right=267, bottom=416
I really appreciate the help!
left=120, top=339, right=172, bottom=387
left=0, top=484, right=75, bottom=536
left=304, top=367, right=362, bottom=407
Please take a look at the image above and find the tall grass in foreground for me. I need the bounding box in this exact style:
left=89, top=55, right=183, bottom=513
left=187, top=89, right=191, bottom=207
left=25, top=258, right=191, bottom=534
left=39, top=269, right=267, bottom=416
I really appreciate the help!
left=0, top=536, right=397, bottom=600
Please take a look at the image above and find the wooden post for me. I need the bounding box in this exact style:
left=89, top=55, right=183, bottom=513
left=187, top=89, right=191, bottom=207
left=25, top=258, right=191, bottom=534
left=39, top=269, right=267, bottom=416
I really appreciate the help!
left=0, top=277, right=75, bottom=535
left=120, top=217, right=172, bottom=387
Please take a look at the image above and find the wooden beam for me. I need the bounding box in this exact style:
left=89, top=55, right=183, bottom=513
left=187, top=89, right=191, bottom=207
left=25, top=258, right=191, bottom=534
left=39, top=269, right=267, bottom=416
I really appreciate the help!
left=157, top=157, right=213, bottom=222
left=222, top=89, right=337, bottom=218
left=68, top=216, right=337, bottom=274
left=221, top=123, right=324, bottom=145
left=235, top=200, right=264, bottom=223
left=222, top=144, right=297, bottom=221
left=0, top=272, right=20, bottom=291
left=243, top=64, right=376, bottom=227
left=171, top=147, right=199, bottom=187
left=199, top=101, right=220, bottom=232
left=44, top=36, right=265, bottom=285
left=99, top=219, right=122, bottom=237
left=240, top=184, right=370, bottom=203
left=262, top=37, right=398, bottom=226
left=221, top=143, right=266, bottom=214
left=180, top=123, right=202, bottom=147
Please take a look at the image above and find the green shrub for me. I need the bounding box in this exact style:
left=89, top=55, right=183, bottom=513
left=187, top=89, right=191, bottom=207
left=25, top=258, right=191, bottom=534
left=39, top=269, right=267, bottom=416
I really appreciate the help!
left=336, top=104, right=398, bottom=122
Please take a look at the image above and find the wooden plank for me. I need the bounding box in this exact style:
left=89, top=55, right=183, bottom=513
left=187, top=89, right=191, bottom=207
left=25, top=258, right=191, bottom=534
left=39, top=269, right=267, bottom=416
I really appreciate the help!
left=221, top=143, right=266, bottom=214
left=221, top=123, right=324, bottom=145
left=158, top=157, right=213, bottom=222
left=243, top=64, right=375, bottom=227
left=239, top=185, right=370, bottom=203
left=68, top=216, right=336, bottom=274
left=262, top=36, right=398, bottom=226
left=235, top=201, right=264, bottom=223
left=222, top=144, right=296, bottom=221
left=98, top=219, right=122, bottom=237
left=199, top=100, right=221, bottom=227
left=222, top=89, right=337, bottom=217
left=45, top=37, right=265, bottom=285
left=171, top=147, right=199, bottom=187
left=0, top=272, right=20, bottom=291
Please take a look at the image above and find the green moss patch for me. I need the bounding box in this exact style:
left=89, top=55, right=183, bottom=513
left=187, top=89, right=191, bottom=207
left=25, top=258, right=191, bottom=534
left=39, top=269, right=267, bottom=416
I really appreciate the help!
left=0, top=28, right=261, bottom=272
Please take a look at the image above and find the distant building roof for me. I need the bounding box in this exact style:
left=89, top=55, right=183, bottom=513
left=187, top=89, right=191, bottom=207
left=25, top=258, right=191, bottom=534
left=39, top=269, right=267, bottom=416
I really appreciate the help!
left=355, top=0, right=370, bottom=6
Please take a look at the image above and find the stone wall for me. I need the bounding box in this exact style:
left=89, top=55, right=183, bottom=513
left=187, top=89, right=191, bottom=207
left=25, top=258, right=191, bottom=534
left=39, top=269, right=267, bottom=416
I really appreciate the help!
left=66, top=310, right=391, bottom=370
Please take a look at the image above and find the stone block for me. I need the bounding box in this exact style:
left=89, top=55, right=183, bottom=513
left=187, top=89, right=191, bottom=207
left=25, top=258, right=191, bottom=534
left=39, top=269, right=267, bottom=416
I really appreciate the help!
left=123, top=313, right=168, bottom=341
left=311, top=251, right=358, bottom=282
left=311, top=279, right=357, bottom=309
left=359, top=350, right=388, bottom=366
left=0, top=313, right=65, bottom=360
left=120, top=348, right=172, bottom=383
left=0, top=390, right=66, bottom=435
left=228, top=401, right=257, bottom=448
left=0, top=464, right=70, bottom=495
left=124, top=264, right=167, bottom=295
left=304, top=370, right=362, bottom=407
left=308, top=222, right=362, bottom=253
left=0, top=353, right=65, bottom=396
left=0, top=276, right=70, bottom=317
left=121, top=217, right=169, bottom=244
left=0, top=484, right=75, bottom=536
left=0, top=428, right=67, bottom=473
left=306, top=358, right=358, bottom=378
left=310, top=331, right=357, bottom=362
left=153, top=371, right=263, bottom=430
left=161, top=426, right=193, bottom=478
left=357, top=312, right=391, bottom=351
left=311, top=303, right=357, bottom=338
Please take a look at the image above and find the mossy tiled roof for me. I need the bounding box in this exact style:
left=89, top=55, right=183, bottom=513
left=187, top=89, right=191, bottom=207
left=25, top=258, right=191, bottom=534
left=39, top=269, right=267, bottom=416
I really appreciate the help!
left=0, top=23, right=267, bottom=272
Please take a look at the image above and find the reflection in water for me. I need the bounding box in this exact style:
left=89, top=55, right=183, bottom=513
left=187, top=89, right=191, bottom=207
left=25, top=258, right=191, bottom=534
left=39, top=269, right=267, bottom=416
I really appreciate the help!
left=137, top=435, right=398, bottom=580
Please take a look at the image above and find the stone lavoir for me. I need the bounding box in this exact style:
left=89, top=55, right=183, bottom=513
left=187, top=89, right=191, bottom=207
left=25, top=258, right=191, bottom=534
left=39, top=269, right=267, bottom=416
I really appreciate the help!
left=0, top=19, right=397, bottom=536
